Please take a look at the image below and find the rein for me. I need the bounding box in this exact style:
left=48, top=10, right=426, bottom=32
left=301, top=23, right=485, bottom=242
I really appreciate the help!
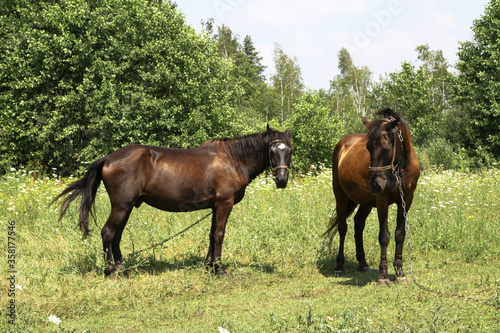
left=131, top=212, right=211, bottom=256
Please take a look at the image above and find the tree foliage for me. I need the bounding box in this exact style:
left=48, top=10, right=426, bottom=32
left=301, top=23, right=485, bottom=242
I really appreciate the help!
left=371, top=62, right=442, bottom=146
left=271, top=43, right=304, bottom=124
left=286, top=90, right=344, bottom=173
left=454, top=0, right=500, bottom=161
left=212, top=25, right=268, bottom=129
left=1, top=0, right=499, bottom=174
left=326, top=48, right=372, bottom=135
left=0, top=0, right=238, bottom=174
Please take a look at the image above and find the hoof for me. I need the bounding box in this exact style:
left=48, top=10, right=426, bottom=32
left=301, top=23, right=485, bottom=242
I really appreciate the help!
left=394, top=276, right=408, bottom=285
left=206, top=264, right=228, bottom=276
left=377, top=279, right=391, bottom=287
left=358, top=265, right=372, bottom=273
left=334, top=270, right=346, bottom=277
left=104, top=266, right=116, bottom=277
left=105, top=267, right=129, bottom=278
left=118, top=269, right=129, bottom=278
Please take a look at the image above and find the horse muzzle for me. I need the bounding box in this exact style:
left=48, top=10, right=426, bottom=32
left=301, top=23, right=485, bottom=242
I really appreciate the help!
left=370, top=174, right=388, bottom=195
left=273, top=167, right=289, bottom=189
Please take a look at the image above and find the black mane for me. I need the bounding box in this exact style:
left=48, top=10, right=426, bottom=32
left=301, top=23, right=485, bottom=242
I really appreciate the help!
left=204, top=132, right=269, bottom=164
left=366, top=108, right=410, bottom=144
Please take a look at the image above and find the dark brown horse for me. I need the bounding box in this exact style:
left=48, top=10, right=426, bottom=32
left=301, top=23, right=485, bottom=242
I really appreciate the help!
left=325, top=108, right=420, bottom=285
left=53, top=126, right=293, bottom=276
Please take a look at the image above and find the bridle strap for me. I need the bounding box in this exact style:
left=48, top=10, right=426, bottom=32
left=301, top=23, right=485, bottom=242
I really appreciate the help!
left=380, top=126, right=399, bottom=135
left=268, top=139, right=291, bottom=173
left=368, top=123, right=401, bottom=172
left=272, top=165, right=289, bottom=172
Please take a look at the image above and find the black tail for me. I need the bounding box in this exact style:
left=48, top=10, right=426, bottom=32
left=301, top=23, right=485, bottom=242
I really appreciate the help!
left=52, top=157, right=107, bottom=236
left=323, top=200, right=358, bottom=247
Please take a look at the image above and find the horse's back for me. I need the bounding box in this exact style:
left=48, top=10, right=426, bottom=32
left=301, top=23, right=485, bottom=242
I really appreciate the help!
left=100, top=144, right=237, bottom=212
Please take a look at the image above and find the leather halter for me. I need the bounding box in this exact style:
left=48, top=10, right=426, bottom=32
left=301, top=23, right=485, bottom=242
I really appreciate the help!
left=268, top=139, right=291, bottom=173
left=368, top=124, right=401, bottom=172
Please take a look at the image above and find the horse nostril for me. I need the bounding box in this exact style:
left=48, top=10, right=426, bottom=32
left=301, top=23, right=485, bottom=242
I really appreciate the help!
left=276, top=181, right=288, bottom=189
left=370, top=181, right=382, bottom=194
left=274, top=176, right=288, bottom=189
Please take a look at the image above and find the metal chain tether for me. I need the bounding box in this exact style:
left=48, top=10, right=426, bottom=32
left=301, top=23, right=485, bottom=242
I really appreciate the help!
left=393, top=159, right=498, bottom=309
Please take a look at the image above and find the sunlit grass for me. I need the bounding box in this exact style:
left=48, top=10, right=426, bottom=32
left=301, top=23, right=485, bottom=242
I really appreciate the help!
left=0, top=167, right=499, bottom=332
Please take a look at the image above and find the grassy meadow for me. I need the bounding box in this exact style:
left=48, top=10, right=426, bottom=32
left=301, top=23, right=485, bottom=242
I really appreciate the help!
left=0, top=167, right=499, bottom=332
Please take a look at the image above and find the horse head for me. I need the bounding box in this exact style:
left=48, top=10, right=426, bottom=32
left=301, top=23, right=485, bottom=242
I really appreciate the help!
left=267, top=125, right=293, bottom=188
left=362, top=108, right=403, bottom=195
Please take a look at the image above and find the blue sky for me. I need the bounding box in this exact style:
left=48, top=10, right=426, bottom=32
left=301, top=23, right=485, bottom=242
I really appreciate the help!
left=177, top=0, right=490, bottom=90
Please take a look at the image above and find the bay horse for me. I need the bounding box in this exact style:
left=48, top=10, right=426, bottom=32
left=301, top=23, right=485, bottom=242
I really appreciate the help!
left=53, top=126, right=293, bottom=276
left=325, top=108, right=420, bottom=286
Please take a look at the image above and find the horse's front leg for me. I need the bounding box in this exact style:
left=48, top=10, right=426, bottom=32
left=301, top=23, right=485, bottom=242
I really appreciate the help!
left=376, top=200, right=391, bottom=286
left=205, top=200, right=233, bottom=275
left=393, top=193, right=414, bottom=284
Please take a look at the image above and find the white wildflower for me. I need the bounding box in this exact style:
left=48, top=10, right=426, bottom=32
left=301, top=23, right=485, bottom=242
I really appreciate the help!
left=48, top=315, right=61, bottom=325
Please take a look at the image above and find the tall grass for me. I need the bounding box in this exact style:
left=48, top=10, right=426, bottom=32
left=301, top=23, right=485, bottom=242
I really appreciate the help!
left=1, top=167, right=499, bottom=332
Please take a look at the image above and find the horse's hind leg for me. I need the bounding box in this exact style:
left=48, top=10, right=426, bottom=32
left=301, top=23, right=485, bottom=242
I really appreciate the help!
left=354, top=205, right=372, bottom=273
left=332, top=199, right=357, bottom=277
left=101, top=205, right=133, bottom=276
left=334, top=215, right=348, bottom=277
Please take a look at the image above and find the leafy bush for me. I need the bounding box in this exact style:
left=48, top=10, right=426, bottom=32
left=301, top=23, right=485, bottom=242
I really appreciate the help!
left=0, top=0, right=239, bottom=175
left=285, top=90, right=345, bottom=174
left=417, top=138, right=471, bottom=171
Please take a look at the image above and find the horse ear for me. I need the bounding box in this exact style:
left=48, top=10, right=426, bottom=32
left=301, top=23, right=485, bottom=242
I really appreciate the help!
left=285, top=128, right=291, bottom=138
left=265, top=124, right=274, bottom=138
left=266, top=124, right=273, bottom=135
left=361, top=117, right=370, bottom=127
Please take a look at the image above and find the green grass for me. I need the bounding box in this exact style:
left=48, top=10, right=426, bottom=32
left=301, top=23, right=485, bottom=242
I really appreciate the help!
left=1, top=167, right=499, bottom=332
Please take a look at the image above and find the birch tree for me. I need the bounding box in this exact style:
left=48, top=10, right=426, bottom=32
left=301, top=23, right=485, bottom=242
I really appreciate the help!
left=270, top=43, right=303, bottom=123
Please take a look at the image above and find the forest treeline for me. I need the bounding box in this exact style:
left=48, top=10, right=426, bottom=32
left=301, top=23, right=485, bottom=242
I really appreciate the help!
left=1, top=0, right=499, bottom=175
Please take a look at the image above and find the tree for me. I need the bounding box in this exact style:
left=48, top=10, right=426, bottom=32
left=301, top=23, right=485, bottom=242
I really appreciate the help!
left=237, top=35, right=269, bottom=127
left=242, top=36, right=266, bottom=80
left=286, top=90, right=344, bottom=173
left=415, top=44, right=453, bottom=112
left=336, top=48, right=372, bottom=116
left=270, top=43, right=304, bottom=124
left=454, top=0, right=500, bottom=162
left=209, top=24, right=268, bottom=130
left=0, top=0, right=238, bottom=174
left=327, top=48, right=371, bottom=135
left=370, top=62, right=440, bottom=146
